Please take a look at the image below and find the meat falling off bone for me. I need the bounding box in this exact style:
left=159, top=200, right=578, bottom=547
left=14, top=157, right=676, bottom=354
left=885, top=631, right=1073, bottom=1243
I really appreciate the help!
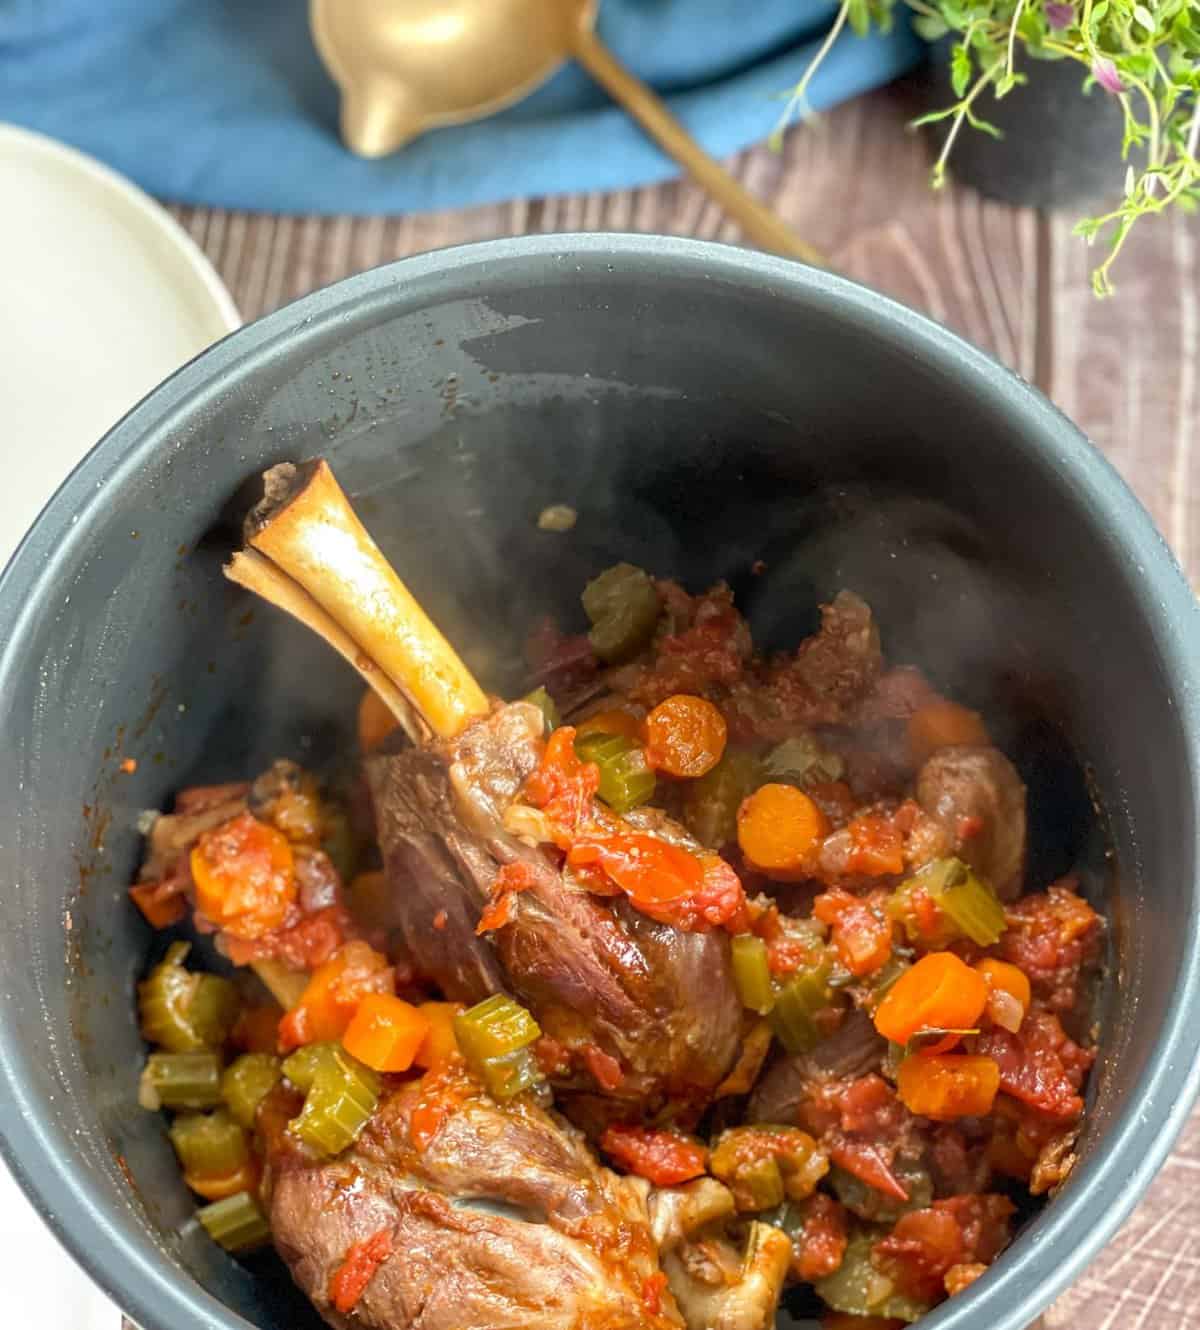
left=225, top=460, right=743, bottom=1105
left=224, top=460, right=769, bottom=1329
left=126, top=455, right=1088, bottom=1330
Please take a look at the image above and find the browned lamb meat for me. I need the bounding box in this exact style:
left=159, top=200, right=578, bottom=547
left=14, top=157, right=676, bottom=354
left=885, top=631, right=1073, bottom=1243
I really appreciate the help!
left=265, top=1066, right=682, bottom=1330
left=916, top=745, right=1027, bottom=900
left=366, top=700, right=742, bottom=1106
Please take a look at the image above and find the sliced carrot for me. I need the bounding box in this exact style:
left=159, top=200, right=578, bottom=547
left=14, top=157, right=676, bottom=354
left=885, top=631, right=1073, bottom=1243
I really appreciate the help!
left=896, top=1053, right=1000, bottom=1119
left=190, top=811, right=296, bottom=940
left=342, top=993, right=431, bottom=1073
left=975, top=957, right=1031, bottom=1008
left=907, top=700, right=990, bottom=764
left=873, top=952, right=988, bottom=1050
left=975, top=958, right=1031, bottom=1032
left=737, top=783, right=828, bottom=881
left=184, top=1157, right=260, bottom=1202
left=645, top=694, right=727, bottom=778
left=358, top=687, right=400, bottom=752
left=413, top=1002, right=463, bottom=1068
left=277, top=940, right=393, bottom=1052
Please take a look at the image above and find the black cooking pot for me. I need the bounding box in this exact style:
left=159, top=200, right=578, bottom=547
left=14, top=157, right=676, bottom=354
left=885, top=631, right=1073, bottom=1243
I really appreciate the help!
left=1, top=235, right=1198, bottom=1330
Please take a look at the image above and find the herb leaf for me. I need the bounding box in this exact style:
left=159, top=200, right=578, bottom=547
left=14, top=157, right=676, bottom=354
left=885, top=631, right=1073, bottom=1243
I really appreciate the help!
left=778, top=0, right=1200, bottom=295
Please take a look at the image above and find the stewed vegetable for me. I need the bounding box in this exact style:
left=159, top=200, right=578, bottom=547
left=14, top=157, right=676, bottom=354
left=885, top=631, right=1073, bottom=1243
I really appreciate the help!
left=127, top=473, right=1103, bottom=1330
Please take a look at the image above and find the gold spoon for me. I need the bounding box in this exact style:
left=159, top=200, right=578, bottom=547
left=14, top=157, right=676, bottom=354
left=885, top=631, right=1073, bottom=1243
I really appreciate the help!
left=309, top=0, right=822, bottom=264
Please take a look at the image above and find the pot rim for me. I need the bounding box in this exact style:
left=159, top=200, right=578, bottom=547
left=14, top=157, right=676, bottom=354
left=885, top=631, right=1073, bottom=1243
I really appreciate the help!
left=1, top=233, right=1198, bottom=1330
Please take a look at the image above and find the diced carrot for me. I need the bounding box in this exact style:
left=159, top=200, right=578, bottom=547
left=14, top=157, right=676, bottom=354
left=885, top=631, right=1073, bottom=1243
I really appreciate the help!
left=907, top=701, right=990, bottom=765
left=644, top=694, right=728, bottom=778
left=342, top=994, right=431, bottom=1073
left=737, top=783, right=828, bottom=881
left=184, top=1157, right=260, bottom=1202
left=896, top=1054, right=1000, bottom=1119
left=975, top=958, right=1031, bottom=1033
left=277, top=940, right=393, bottom=1052
left=190, top=811, right=296, bottom=940
left=413, top=1002, right=463, bottom=1069
left=358, top=688, right=400, bottom=752
left=874, top=952, right=988, bottom=1050
left=575, top=709, right=644, bottom=742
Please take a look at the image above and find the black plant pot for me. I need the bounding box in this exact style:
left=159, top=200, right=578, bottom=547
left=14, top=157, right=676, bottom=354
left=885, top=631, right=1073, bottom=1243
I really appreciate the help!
left=925, top=42, right=1127, bottom=208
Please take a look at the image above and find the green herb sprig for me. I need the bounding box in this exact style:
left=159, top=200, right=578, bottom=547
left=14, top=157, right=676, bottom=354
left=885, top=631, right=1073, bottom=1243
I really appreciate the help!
left=781, top=0, right=1200, bottom=295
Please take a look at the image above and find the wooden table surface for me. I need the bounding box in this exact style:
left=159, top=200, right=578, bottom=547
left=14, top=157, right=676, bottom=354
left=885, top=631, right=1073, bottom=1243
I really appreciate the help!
left=161, top=81, right=1199, bottom=1329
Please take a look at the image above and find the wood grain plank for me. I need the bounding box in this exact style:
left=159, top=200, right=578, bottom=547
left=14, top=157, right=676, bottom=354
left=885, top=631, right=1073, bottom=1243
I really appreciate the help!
left=1047, top=208, right=1199, bottom=584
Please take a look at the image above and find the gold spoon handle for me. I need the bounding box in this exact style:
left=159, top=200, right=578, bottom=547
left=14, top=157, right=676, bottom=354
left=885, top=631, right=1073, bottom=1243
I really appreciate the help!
left=570, top=27, right=823, bottom=266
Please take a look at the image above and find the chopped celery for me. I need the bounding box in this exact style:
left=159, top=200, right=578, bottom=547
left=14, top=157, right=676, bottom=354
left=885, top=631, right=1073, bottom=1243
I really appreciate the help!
left=814, top=1227, right=930, bottom=1322
left=762, top=734, right=845, bottom=787
left=454, top=994, right=541, bottom=1062
left=138, top=943, right=240, bottom=1053
left=292, top=1070, right=379, bottom=1156
left=139, top=1052, right=223, bottom=1111
left=683, top=749, right=762, bottom=849
left=281, top=1041, right=340, bottom=1094
left=581, top=564, right=661, bottom=664
left=221, top=1054, right=282, bottom=1129
left=768, top=967, right=833, bottom=1055
left=522, top=686, right=561, bottom=734
left=476, top=1046, right=544, bottom=1100
left=287, top=1044, right=381, bottom=1157
left=196, top=1191, right=271, bottom=1253
left=735, top=1156, right=785, bottom=1211
left=168, top=1109, right=249, bottom=1179
left=573, top=731, right=655, bottom=813
left=454, top=995, right=544, bottom=1100
left=731, top=935, right=775, bottom=1015
left=710, top=1127, right=829, bottom=1212
left=892, top=857, right=1007, bottom=947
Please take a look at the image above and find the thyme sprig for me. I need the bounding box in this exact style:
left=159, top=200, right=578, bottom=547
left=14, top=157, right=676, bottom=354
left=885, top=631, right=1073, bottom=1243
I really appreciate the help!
left=784, top=0, right=1200, bottom=294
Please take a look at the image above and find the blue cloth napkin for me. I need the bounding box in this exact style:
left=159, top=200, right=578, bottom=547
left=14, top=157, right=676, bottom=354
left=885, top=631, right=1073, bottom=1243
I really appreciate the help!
left=0, top=1, right=921, bottom=214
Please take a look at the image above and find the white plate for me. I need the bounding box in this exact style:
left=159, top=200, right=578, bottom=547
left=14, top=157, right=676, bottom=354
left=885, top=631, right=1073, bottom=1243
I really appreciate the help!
left=0, top=123, right=240, bottom=567
left=0, top=124, right=240, bottom=1327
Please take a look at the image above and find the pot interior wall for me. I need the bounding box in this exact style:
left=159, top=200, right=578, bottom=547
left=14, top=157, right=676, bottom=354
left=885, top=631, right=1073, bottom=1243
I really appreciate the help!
left=0, top=255, right=1186, bottom=1329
